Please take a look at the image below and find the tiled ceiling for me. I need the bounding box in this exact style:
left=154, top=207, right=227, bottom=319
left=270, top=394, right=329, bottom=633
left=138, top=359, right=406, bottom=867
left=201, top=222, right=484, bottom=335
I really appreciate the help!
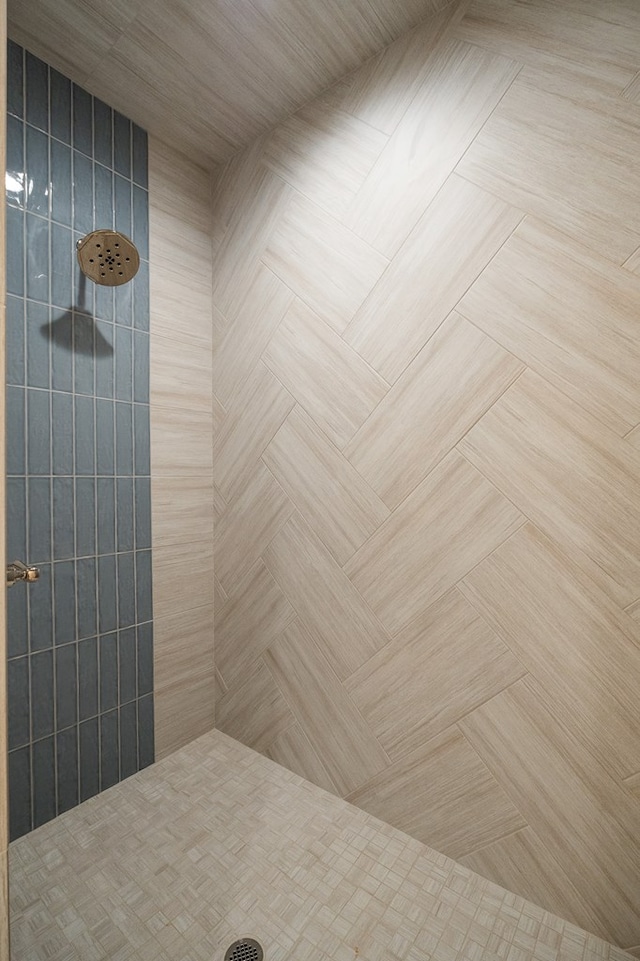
left=8, top=0, right=451, bottom=167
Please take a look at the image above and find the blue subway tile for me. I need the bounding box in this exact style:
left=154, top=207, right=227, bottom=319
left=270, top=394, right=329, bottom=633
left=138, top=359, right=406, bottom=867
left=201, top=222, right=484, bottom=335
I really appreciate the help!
left=7, top=387, right=26, bottom=475
left=117, top=477, right=134, bottom=552
left=117, top=552, right=135, bottom=629
left=137, top=622, right=153, bottom=697
left=50, top=67, right=71, bottom=144
left=114, top=273, right=133, bottom=327
left=72, top=84, right=93, bottom=157
left=7, top=295, right=25, bottom=386
left=9, top=746, right=32, bottom=840
left=134, top=404, right=150, bottom=475
left=113, top=111, right=131, bottom=178
left=76, top=557, right=97, bottom=640
left=95, top=323, right=115, bottom=395
left=99, top=632, right=119, bottom=713
left=6, top=205, right=25, bottom=296
left=79, top=717, right=99, bottom=802
left=26, top=299, right=50, bottom=389
left=8, top=657, right=30, bottom=750
left=97, top=477, right=116, bottom=554
left=94, top=99, right=113, bottom=168
left=28, top=476, right=52, bottom=564
left=55, top=642, right=77, bottom=730
left=95, top=283, right=114, bottom=324
left=119, top=627, right=137, bottom=704
left=51, top=140, right=72, bottom=227
left=96, top=399, right=115, bottom=475
left=54, top=561, right=76, bottom=646
left=7, top=115, right=26, bottom=209
left=33, top=735, right=56, bottom=828
left=27, top=388, right=50, bottom=475
left=72, top=150, right=93, bottom=234
left=135, top=550, right=153, bottom=624
left=53, top=479, right=74, bottom=559
left=75, top=477, right=96, bottom=557
left=8, top=584, right=29, bottom=659
left=78, top=637, right=98, bottom=721
left=100, top=710, right=119, bottom=790
left=114, top=173, right=132, bottom=237
left=94, top=160, right=113, bottom=231
left=7, top=476, right=27, bottom=562
left=115, top=402, right=133, bottom=475
left=131, top=125, right=148, bottom=189
left=98, top=554, right=117, bottom=634
left=51, top=223, right=73, bottom=309
left=115, top=324, right=133, bottom=401
left=25, top=124, right=50, bottom=216
left=56, top=726, right=78, bottom=814
left=26, top=213, right=50, bottom=302
left=29, top=562, right=53, bottom=652
left=119, top=701, right=138, bottom=780
left=135, top=476, right=151, bottom=550
left=73, top=241, right=94, bottom=316
left=137, top=696, right=154, bottom=769
left=52, top=392, right=74, bottom=472
left=74, top=395, right=95, bottom=475
left=25, top=51, right=49, bottom=133
left=51, top=313, right=73, bottom=393
left=7, top=41, right=24, bottom=120
left=133, top=259, right=149, bottom=332
left=74, top=311, right=95, bottom=396
left=132, top=330, right=149, bottom=404
left=31, top=649, right=54, bottom=739
left=132, top=186, right=149, bottom=260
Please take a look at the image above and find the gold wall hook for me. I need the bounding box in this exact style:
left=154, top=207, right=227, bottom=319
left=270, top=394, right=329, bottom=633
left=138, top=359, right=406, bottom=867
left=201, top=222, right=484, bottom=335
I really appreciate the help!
left=7, top=560, right=40, bottom=588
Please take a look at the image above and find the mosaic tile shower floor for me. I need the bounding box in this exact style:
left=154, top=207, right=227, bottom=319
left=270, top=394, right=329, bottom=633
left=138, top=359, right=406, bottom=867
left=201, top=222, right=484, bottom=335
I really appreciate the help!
left=9, top=731, right=633, bottom=961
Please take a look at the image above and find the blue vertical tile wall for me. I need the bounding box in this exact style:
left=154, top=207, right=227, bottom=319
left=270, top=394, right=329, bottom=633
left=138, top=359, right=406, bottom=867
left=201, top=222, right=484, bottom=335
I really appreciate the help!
left=6, top=42, right=154, bottom=841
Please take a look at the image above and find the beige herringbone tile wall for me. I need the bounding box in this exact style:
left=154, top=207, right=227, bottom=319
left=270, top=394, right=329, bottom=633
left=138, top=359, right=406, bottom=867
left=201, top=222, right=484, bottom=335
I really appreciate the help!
left=212, top=0, right=640, bottom=949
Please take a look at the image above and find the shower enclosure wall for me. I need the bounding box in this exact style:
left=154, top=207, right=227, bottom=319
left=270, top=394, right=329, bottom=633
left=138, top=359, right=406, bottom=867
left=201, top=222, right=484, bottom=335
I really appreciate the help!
left=6, top=43, right=154, bottom=839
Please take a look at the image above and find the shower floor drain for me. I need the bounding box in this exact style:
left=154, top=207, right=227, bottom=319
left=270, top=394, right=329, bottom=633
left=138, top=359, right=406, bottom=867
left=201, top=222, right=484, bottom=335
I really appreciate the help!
left=224, top=939, right=264, bottom=961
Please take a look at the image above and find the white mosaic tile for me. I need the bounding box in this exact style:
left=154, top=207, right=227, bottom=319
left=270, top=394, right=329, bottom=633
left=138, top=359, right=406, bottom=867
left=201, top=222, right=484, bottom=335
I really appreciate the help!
left=9, top=732, right=634, bottom=961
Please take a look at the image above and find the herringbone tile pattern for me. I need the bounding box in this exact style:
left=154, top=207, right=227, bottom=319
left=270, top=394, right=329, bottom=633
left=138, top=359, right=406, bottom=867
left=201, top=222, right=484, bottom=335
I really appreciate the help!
left=212, top=0, right=640, bottom=949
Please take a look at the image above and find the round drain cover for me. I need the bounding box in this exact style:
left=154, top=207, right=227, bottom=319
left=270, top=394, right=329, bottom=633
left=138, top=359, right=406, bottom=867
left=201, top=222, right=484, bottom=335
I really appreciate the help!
left=224, top=939, right=264, bottom=961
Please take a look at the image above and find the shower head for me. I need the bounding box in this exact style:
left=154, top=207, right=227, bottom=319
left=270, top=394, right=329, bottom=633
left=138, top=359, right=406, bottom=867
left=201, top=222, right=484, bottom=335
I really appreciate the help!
left=76, top=229, right=140, bottom=286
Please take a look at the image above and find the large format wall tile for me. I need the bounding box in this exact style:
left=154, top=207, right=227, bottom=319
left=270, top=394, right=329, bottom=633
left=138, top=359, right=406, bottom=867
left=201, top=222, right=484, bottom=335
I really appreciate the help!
left=458, top=217, right=640, bottom=435
left=345, top=311, right=523, bottom=507
left=344, top=40, right=520, bottom=257
left=263, top=192, right=389, bottom=333
left=263, top=405, right=389, bottom=565
left=458, top=369, right=640, bottom=607
left=213, top=362, right=295, bottom=502
left=215, top=461, right=294, bottom=594
left=345, top=450, right=524, bottom=635
left=263, top=298, right=389, bottom=449
left=460, top=677, right=640, bottom=947
left=460, top=523, right=640, bottom=780
left=460, top=826, right=613, bottom=941
left=456, top=75, right=640, bottom=263
left=345, top=588, right=525, bottom=760
left=215, top=560, right=297, bottom=689
left=263, top=621, right=389, bottom=796
left=212, top=2, right=640, bottom=944
left=343, top=175, right=523, bottom=384
left=215, top=658, right=294, bottom=753
left=264, top=513, right=389, bottom=679
left=347, top=726, right=526, bottom=860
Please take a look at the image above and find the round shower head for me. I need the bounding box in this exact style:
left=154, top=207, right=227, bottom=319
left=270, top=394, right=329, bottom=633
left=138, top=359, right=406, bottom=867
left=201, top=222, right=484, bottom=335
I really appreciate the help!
left=76, top=229, right=140, bottom=286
